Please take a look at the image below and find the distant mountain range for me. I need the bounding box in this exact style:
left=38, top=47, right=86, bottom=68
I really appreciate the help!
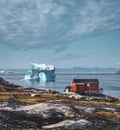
left=56, top=67, right=120, bottom=73
left=0, top=67, right=120, bottom=74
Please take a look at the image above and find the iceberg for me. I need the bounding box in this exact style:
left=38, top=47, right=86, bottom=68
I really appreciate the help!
left=24, top=63, right=55, bottom=81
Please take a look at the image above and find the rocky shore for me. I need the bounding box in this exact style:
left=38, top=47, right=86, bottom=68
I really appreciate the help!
left=0, top=77, right=120, bottom=130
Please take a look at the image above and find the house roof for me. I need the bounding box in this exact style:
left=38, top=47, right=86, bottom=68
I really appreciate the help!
left=73, top=79, right=99, bottom=83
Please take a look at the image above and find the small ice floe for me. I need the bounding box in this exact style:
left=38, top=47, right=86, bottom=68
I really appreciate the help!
left=0, top=70, right=5, bottom=74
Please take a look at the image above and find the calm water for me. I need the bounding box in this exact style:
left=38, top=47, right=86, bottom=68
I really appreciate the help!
left=0, top=73, right=120, bottom=97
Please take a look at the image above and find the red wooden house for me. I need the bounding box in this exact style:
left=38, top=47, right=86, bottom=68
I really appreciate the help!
left=72, top=79, right=99, bottom=93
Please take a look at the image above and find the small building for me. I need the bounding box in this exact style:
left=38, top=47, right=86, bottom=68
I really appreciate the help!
left=64, top=86, right=72, bottom=94
left=72, top=79, right=99, bottom=93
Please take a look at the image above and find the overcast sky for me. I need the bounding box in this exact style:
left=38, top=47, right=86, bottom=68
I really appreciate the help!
left=0, top=0, right=120, bottom=69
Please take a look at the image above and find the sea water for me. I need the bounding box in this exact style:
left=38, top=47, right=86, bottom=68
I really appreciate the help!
left=0, top=73, right=120, bottom=97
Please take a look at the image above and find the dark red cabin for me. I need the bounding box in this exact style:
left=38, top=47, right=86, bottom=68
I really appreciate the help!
left=72, top=79, right=99, bottom=93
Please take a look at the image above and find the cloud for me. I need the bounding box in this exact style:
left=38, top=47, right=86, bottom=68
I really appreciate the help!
left=62, top=0, right=120, bottom=41
left=0, top=0, right=120, bottom=50
left=117, top=62, right=120, bottom=65
left=54, top=52, right=95, bottom=61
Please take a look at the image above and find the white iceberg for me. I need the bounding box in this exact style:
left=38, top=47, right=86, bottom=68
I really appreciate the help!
left=24, top=63, right=55, bottom=81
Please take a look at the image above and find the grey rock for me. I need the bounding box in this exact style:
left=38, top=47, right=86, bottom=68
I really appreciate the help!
left=16, top=103, right=75, bottom=118
left=42, top=119, right=92, bottom=130
left=85, top=107, right=97, bottom=113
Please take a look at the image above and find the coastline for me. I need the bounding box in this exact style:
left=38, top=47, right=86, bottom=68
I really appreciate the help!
left=1, top=72, right=120, bottom=97
left=0, top=77, right=120, bottom=129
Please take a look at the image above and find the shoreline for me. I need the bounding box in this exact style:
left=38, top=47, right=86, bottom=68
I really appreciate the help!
left=1, top=72, right=120, bottom=98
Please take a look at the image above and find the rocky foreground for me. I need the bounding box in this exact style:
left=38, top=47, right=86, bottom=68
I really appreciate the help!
left=0, top=77, right=120, bottom=130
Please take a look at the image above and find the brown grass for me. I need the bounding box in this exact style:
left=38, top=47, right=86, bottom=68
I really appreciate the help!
left=0, top=92, right=69, bottom=104
left=81, top=100, right=120, bottom=106
left=0, top=92, right=120, bottom=106
left=0, top=92, right=29, bottom=99
left=95, top=111, right=120, bottom=121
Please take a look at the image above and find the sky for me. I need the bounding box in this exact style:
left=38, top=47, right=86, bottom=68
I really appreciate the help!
left=0, top=0, right=120, bottom=69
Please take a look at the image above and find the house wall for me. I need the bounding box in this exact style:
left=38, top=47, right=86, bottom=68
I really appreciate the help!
left=89, top=83, right=99, bottom=91
left=72, top=80, right=99, bottom=93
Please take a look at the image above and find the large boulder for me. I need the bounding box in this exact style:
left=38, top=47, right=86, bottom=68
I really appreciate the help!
left=16, top=103, right=76, bottom=123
